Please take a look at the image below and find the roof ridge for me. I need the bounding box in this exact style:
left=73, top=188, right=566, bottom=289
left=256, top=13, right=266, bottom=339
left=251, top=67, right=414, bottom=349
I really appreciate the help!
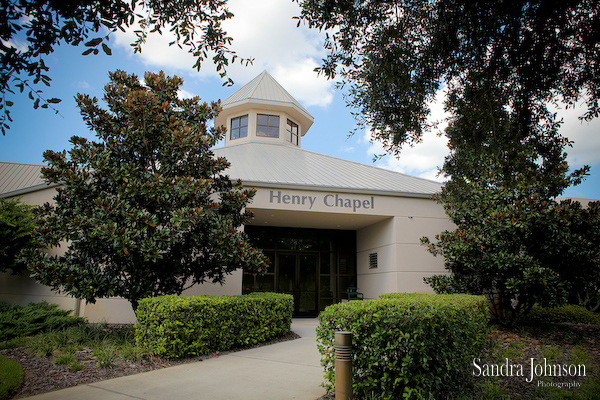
left=0, top=160, right=44, bottom=167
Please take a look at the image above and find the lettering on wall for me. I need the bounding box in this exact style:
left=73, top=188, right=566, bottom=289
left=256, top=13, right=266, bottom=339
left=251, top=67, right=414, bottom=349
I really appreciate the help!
left=268, top=190, right=375, bottom=213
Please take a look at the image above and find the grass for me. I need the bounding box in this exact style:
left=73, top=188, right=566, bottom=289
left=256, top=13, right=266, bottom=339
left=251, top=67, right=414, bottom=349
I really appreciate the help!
left=19, top=323, right=151, bottom=368
left=0, top=355, right=23, bottom=400
left=1, top=303, right=152, bottom=375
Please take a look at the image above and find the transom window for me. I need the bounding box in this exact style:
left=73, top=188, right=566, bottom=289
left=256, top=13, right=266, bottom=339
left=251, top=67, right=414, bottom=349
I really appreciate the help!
left=286, top=119, right=299, bottom=145
left=257, top=114, right=280, bottom=138
left=230, top=115, right=248, bottom=140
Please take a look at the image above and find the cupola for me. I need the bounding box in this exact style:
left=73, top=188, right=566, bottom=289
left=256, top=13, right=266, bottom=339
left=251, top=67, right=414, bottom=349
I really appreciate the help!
left=214, top=71, right=314, bottom=148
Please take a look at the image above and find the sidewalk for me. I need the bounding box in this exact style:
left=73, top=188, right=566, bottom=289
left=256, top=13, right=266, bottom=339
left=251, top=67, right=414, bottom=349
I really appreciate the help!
left=23, top=318, right=326, bottom=400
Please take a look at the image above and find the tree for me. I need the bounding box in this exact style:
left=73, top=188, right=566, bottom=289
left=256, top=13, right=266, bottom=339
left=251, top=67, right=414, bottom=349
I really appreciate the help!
left=1, top=0, right=250, bottom=135
left=297, top=0, right=600, bottom=323
left=295, top=0, right=600, bottom=154
left=27, top=70, right=269, bottom=311
left=0, top=197, right=39, bottom=273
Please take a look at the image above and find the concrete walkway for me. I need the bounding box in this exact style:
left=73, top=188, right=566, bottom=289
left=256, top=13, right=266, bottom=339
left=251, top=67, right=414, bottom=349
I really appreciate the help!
left=23, top=319, right=326, bottom=400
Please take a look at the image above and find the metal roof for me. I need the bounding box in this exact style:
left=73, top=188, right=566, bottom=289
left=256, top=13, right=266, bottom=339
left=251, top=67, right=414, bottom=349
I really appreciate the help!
left=213, top=142, right=442, bottom=197
left=222, top=71, right=313, bottom=118
left=0, top=162, right=55, bottom=198
left=1, top=145, right=442, bottom=199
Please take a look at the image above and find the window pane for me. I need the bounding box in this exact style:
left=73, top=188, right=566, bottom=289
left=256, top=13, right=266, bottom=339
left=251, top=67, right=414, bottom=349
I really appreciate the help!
left=257, top=125, right=268, bottom=137
left=268, top=127, right=279, bottom=137
left=268, top=115, right=280, bottom=127
left=257, top=114, right=269, bottom=125
left=231, top=116, right=247, bottom=140
left=320, top=252, right=337, bottom=274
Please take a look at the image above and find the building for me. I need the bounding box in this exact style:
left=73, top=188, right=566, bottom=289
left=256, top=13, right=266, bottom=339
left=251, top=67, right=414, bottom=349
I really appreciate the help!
left=0, top=71, right=453, bottom=322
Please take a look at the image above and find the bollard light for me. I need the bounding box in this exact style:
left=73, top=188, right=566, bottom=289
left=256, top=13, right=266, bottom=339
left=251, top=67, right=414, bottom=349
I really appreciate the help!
left=335, top=331, right=353, bottom=400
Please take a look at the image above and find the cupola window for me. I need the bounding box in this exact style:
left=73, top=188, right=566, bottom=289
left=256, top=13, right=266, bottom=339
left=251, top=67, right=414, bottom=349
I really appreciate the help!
left=230, top=115, right=248, bottom=140
left=257, top=114, right=280, bottom=138
left=286, top=119, right=299, bottom=146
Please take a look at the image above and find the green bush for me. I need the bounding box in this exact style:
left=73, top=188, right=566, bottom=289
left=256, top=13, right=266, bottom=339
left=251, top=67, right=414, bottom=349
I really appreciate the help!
left=135, top=292, right=293, bottom=359
left=0, top=301, right=86, bottom=341
left=317, top=293, right=489, bottom=399
left=0, top=355, right=22, bottom=399
left=524, top=304, right=600, bottom=325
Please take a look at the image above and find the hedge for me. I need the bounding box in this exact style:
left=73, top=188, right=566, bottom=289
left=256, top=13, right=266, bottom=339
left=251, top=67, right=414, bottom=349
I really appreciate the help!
left=524, top=304, right=600, bottom=325
left=135, top=292, right=293, bottom=359
left=317, top=293, right=489, bottom=399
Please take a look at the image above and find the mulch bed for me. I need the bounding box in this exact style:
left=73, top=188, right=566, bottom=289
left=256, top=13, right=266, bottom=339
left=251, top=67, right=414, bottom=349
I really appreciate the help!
left=1, top=330, right=300, bottom=399
left=481, top=323, right=600, bottom=398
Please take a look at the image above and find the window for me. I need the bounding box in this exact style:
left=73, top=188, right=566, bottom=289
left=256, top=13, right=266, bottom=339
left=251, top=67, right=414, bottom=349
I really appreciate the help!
left=230, top=115, right=248, bottom=140
left=256, top=114, right=279, bottom=138
left=286, top=119, right=299, bottom=145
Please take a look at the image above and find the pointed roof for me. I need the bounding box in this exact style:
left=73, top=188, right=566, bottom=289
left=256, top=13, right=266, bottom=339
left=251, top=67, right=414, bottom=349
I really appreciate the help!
left=213, top=142, right=442, bottom=197
left=222, top=71, right=312, bottom=118
left=215, top=71, right=314, bottom=135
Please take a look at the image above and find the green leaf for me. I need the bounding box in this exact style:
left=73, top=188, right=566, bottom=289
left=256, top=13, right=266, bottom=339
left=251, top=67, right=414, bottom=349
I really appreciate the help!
left=84, top=38, right=103, bottom=47
left=102, top=43, right=112, bottom=56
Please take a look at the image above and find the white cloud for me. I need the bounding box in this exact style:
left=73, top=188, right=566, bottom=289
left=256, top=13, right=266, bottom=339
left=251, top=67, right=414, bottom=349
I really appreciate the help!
left=2, top=37, right=28, bottom=53
left=111, top=0, right=334, bottom=108
left=554, top=103, right=600, bottom=167
left=177, top=88, right=196, bottom=100
left=272, top=60, right=333, bottom=108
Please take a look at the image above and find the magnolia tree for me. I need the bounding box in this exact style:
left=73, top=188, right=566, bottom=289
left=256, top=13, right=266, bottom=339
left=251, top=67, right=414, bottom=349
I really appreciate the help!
left=28, top=70, right=269, bottom=310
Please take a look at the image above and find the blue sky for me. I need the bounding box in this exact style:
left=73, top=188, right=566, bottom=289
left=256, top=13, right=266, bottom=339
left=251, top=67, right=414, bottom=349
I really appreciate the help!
left=1, top=0, right=599, bottom=200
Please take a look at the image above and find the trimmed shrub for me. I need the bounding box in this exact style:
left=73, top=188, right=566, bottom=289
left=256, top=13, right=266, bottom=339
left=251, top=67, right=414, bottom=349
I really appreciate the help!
left=135, top=292, right=293, bottom=359
left=317, top=293, right=489, bottom=399
left=0, top=301, right=86, bottom=341
left=525, top=304, right=600, bottom=325
left=0, top=355, right=22, bottom=399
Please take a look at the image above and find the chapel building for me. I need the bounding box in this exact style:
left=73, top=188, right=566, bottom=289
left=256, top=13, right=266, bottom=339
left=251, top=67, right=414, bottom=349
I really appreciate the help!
left=0, top=71, right=453, bottom=322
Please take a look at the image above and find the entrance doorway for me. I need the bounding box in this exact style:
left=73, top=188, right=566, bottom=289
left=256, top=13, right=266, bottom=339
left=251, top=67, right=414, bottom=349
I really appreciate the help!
left=242, top=226, right=357, bottom=317
left=278, top=253, right=317, bottom=316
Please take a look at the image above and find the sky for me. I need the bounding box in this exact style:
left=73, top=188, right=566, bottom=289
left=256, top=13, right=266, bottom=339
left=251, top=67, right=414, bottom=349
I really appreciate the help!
left=1, top=0, right=599, bottom=200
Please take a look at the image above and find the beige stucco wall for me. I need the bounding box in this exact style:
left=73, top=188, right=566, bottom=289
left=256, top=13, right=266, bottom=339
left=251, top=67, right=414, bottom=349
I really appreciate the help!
left=249, top=187, right=454, bottom=300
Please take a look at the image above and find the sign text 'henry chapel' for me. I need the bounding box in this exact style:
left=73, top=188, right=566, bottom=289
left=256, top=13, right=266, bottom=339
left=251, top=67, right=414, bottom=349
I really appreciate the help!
left=268, top=190, right=375, bottom=213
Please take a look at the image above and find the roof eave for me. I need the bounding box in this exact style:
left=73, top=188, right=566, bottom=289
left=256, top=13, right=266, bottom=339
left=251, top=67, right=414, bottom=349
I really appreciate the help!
left=238, top=180, right=439, bottom=199
left=0, top=183, right=59, bottom=199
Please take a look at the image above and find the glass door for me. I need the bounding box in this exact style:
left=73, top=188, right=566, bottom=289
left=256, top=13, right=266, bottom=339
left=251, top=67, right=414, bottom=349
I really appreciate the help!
left=277, top=253, right=318, bottom=316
